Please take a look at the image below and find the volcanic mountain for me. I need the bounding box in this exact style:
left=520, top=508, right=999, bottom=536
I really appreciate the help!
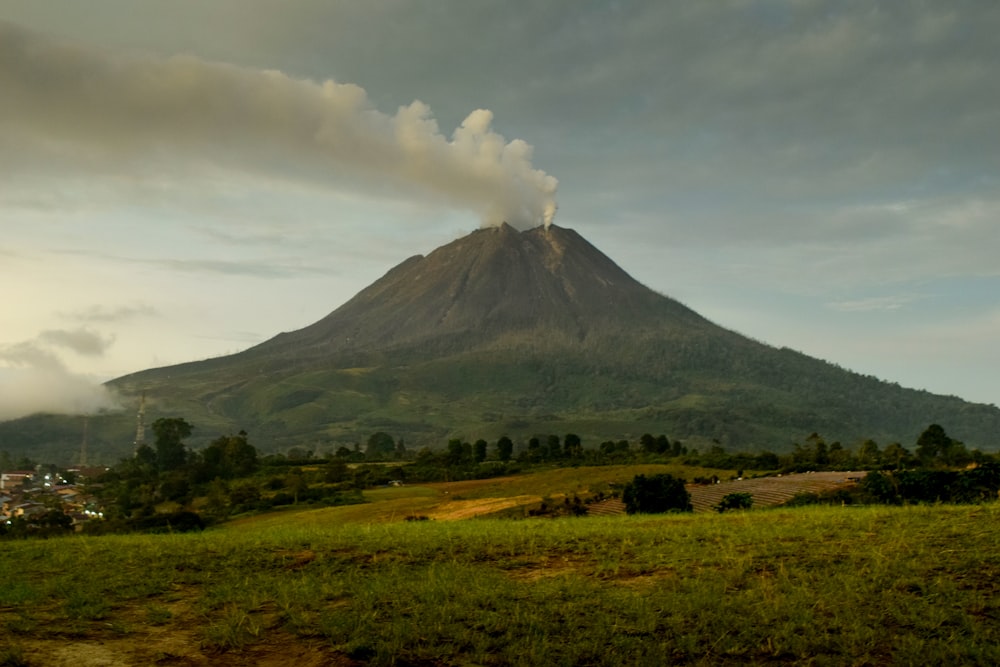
left=6, top=224, right=1000, bottom=462
left=240, top=222, right=713, bottom=363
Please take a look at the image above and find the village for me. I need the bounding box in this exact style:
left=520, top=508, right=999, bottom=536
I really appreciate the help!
left=0, top=466, right=109, bottom=534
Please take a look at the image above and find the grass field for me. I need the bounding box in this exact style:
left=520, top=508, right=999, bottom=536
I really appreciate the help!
left=3, top=501, right=999, bottom=666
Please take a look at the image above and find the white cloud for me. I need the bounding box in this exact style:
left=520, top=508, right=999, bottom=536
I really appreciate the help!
left=0, top=340, right=119, bottom=420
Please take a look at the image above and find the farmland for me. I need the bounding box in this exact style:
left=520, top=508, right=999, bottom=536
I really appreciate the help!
left=3, top=466, right=998, bottom=666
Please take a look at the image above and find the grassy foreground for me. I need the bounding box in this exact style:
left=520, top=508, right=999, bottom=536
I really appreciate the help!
left=3, top=504, right=1000, bottom=665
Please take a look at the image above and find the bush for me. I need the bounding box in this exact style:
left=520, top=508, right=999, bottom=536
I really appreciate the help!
left=715, top=492, right=753, bottom=513
left=622, top=474, right=692, bottom=514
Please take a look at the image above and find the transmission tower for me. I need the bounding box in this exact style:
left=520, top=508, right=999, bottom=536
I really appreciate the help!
left=133, top=391, right=147, bottom=453
left=79, top=415, right=89, bottom=467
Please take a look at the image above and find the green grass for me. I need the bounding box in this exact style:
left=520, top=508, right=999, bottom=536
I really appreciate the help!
left=4, top=504, right=1000, bottom=664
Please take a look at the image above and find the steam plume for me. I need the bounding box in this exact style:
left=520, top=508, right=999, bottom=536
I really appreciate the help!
left=0, top=21, right=558, bottom=228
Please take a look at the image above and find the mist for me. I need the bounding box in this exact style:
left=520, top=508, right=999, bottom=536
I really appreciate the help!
left=0, top=21, right=558, bottom=228
left=0, top=338, right=119, bottom=421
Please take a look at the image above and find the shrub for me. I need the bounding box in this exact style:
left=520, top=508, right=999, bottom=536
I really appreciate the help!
left=715, top=492, right=753, bottom=513
left=622, top=474, right=692, bottom=514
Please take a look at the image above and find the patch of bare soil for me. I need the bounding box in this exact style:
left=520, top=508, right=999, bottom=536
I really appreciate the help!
left=504, top=554, right=591, bottom=582
left=424, top=475, right=522, bottom=495
left=11, top=636, right=351, bottom=667
left=3, top=585, right=353, bottom=667
left=426, top=494, right=541, bottom=520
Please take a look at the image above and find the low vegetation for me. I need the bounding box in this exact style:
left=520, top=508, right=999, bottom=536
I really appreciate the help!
left=2, top=504, right=999, bottom=665
left=3, top=422, right=999, bottom=664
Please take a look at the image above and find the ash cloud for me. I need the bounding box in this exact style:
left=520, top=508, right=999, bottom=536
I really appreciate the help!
left=0, top=21, right=558, bottom=228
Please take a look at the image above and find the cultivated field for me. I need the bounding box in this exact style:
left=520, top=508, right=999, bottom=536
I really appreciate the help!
left=687, top=471, right=863, bottom=512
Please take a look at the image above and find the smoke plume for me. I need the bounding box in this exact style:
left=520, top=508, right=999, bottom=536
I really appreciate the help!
left=0, top=21, right=558, bottom=228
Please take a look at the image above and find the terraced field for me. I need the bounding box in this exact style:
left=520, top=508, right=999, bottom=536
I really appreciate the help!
left=688, top=471, right=866, bottom=512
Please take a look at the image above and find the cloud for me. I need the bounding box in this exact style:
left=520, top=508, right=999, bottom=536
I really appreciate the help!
left=38, top=328, right=115, bottom=356
left=151, top=258, right=337, bottom=278
left=0, top=340, right=119, bottom=420
left=826, top=296, right=920, bottom=313
left=0, top=20, right=558, bottom=228
left=64, top=304, right=158, bottom=324
left=54, top=248, right=340, bottom=279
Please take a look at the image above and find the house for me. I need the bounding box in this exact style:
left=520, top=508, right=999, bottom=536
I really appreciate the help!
left=0, top=471, right=34, bottom=491
left=11, top=501, right=45, bottom=519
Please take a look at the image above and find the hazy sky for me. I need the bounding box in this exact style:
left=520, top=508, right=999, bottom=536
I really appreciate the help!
left=2, top=1, right=998, bottom=420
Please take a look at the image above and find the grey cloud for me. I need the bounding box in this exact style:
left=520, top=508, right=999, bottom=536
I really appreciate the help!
left=0, top=341, right=63, bottom=370
left=52, top=247, right=347, bottom=279
left=152, top=258, right=319, bottom=278
left=38, top=328, right=115, bottom=356
left=65, top=304, right=159, bottom=324
left=826, top=296, right=920, bottom=313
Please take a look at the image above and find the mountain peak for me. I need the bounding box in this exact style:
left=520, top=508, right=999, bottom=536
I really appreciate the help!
left=251, top=224, right=704, bottom=362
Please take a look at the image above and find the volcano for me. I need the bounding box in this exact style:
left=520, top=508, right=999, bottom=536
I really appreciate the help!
left=6, top=224, right=1000, bottom=462
left=238, top=223, right=713, bottom=363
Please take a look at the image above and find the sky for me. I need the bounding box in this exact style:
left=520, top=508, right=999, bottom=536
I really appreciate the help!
left=1, top=1, right=998, bottom=421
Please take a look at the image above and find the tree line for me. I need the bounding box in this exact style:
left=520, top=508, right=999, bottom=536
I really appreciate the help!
left=6, top=418, right=997, bottom=538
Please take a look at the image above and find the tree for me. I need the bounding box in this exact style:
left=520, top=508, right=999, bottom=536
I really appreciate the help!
left=285, top=470, right=308, bottom=504
left=134, top=444, right=158, bottom=469
left=152, top=418, right=192, bottom=472
left=860, top=470, right=900, bottom=504
left=200, top=431, right=258, bottom=480
left=755, top=451, right=780, bottom=469
left=366, top=432, right=396, bottom=460
left=857, top=439, right=881, bottom=467
left=496, top=436, right=514, bottom=462
left=473, top=439, right=488, bottom=463
left=547, top=434, right=562, bottom=460
left=916, top=424, right=952, bottom=465
left=526, top=437, right=541, bottom=462
left=563, top=433, right=582, bottom=458
left=670, top=439, right=685, bottom=457
left=446, top=439, right=466, bottom=466
left=325, top=459, right=349, bottom=483
left=882, top=442, right=911, bottom=470
left=715, top=492, right=753, bottom=513
left=622, top=474, right=692, bottom=514
left=639, top=433, right=657, bottom=454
